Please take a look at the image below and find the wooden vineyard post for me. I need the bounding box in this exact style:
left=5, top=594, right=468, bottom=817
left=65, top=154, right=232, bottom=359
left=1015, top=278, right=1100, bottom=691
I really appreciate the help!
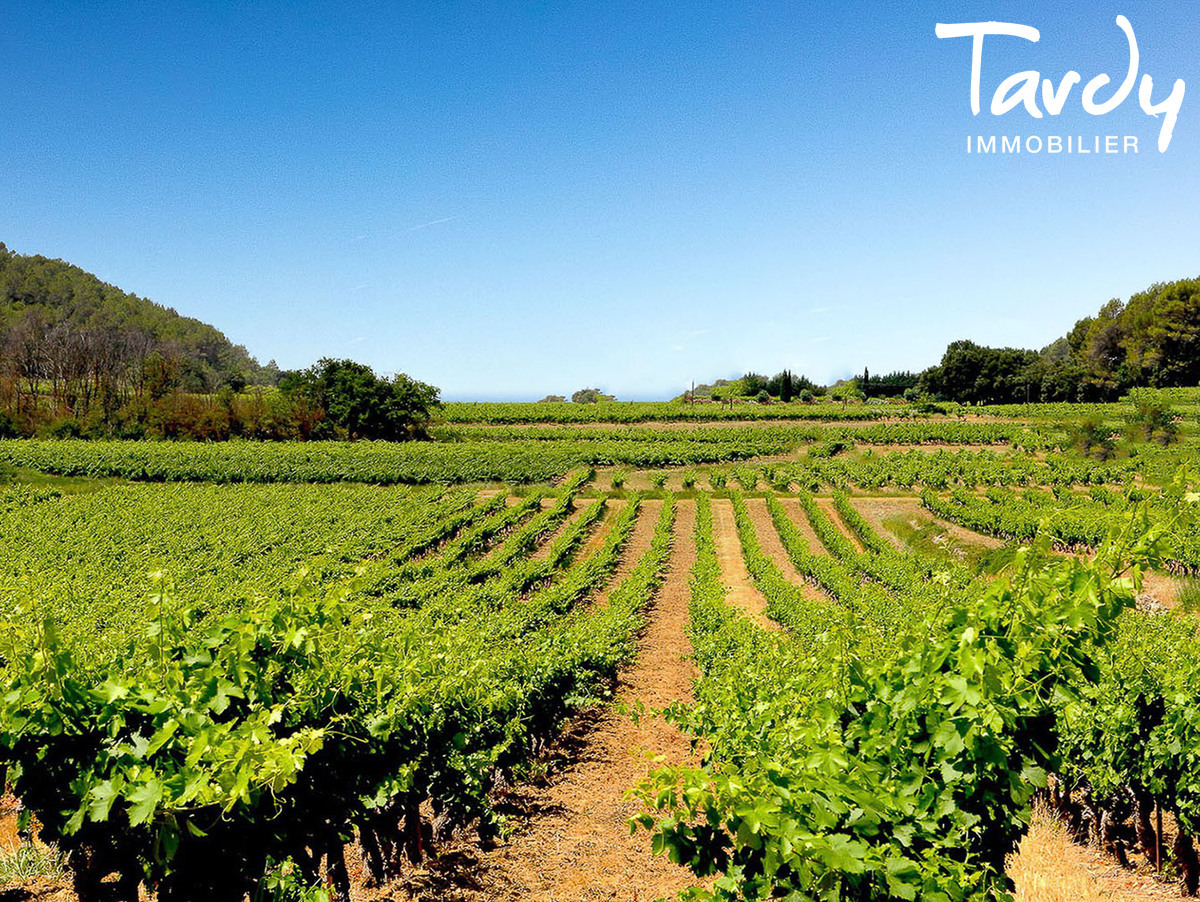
left=1158, top=803, right=1164, bottom=875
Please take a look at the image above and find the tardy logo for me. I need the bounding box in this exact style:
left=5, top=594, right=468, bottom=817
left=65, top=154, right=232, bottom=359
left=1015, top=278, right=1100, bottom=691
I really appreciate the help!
left=936, top=15, right=1185, bottom=154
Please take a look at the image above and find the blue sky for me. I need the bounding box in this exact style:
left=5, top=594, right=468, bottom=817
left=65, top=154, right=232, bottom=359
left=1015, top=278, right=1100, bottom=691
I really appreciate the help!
left=2, top=1, right=1198, bottom=400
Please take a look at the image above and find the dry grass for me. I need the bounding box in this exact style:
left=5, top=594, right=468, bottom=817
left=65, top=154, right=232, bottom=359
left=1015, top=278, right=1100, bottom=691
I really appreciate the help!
left=1009, top=802, right=1178, bottom=902
left=1010, top=805, right=1116, bottom=902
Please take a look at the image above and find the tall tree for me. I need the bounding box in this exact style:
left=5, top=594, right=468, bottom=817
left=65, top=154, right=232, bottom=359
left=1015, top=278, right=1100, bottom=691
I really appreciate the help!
left=280, top=358, right=440, bottom=440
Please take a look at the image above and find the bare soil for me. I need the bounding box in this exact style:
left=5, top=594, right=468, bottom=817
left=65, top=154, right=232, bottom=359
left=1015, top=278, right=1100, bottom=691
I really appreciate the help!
left=709, top=499, right=779, bottom=631
left=587, top=500, right=642, bottom=609
left=815, top=498, right=865, bottom=552
left=0, top=482, right=1181, bottom=902
left=743, top=499, right=832, bottom=604
left=773, top=497, right=829, bottom=556
left=528, top=502, right=595, bottom=561
left=1139, top=571, right=1179, bottom=609
left=385, top=501, right=701, bottom=902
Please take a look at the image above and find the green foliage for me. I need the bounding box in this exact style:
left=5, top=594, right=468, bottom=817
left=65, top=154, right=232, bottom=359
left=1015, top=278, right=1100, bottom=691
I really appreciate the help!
left=860, top=370, right=919, bottom=398
left=570, top=388, right=614, bottom=404
left=1124, top=390, right=1179, bottom=446
left=0, top=482, right=474, bottom=657
left=1120, top=277, right=1200, bottom=387
left=442, top=401, right=893, bottom=424
left=922, top=276, right=1200, bottom=403
left=1176, top=576, right=1200, bottom=613
left=1070, top=415, right=1117, bottom=460
left=0, top=473, right=676, bottom=899
left=741, top=373, right=769, bottom=397
left=0, top=437, right=787, bottom=485
left=279, top=358, right=440, bottom=441
left=636, top=493, right=1169, bottom=902
left=0, top=243, right=271, bottom=391
left=918, top=340, right=1039, bottom=404
left=0, top=245, right=448, bottom=442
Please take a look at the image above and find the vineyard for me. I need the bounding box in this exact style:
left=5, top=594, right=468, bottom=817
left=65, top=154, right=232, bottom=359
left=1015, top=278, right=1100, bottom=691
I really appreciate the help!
left=0, top=399, right=1198, bottom=901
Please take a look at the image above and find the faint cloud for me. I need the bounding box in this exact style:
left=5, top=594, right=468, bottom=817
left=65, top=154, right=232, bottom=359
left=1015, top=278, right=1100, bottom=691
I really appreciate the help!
left=348, top=336, right=366, bottom=346
left=808, top=306, right=831, bottom=314
left=809, top=336, right=830, bottom=343
left=672, top=345, right=685, bottom=352
left=687, top=329, right=712, bottom=337
left=404, top=216, right=457, bottom=233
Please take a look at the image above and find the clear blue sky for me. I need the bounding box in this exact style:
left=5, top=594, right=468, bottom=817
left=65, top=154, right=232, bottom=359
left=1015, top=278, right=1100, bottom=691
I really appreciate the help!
left=2, top=1, right=1198, bottom=399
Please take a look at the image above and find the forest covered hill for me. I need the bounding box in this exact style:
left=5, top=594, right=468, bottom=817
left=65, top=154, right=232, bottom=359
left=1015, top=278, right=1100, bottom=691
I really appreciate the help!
left=0, top=242, right=275, bottom=394
left=0, top=244, right=438, bottom=440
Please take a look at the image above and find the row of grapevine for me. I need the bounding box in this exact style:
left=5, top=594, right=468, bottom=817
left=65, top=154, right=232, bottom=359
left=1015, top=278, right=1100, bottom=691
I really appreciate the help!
left=441, top=421, right=1059, bottom=451
left=635, top=491, right=1170, bottom=900
left=0, top=468, right=681, bottom=899
left=724, top=494, right=841, bottom=640
left=922, top=481, right=1200, bottom=572
left=806, top=448, right=1134, bottom=490
left=1052, top=603, right=1200, bottom=892
left=638, top=489, right=1171, bottom=897
left=0, top=482, right=483, bottom=657
left=440, top=401, right=901, bottom=424
left=0, top=438, right=782, bottom=484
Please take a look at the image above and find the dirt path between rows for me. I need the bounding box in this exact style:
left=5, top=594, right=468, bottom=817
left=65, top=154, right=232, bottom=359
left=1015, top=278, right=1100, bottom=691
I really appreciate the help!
left=743, top=499, right=833, bottom=605
left=0, top=490, right=1168, bottom=902
left=775, top=497, right=829, bottom=556
left=529, top=502, right=596, bottom=561
left=589, top=500, right=646, bottom=609
left=392, top=501, right=701, bottom=902
left=709, top=499, right=779, bottom=632
left=815, top=498, right=864, bottom=552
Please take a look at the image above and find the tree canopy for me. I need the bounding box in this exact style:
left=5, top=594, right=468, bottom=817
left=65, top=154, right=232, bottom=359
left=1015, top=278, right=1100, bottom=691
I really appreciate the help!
left=279, top=358, right=440, bottom=441
left=0, top=242, right=272, bottom=392
left=918, top=276, right=1200, bottom=403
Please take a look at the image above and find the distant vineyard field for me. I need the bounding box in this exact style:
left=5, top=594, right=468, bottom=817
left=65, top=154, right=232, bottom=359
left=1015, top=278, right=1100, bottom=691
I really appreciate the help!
left=2, top=403, right=1200, bottom=901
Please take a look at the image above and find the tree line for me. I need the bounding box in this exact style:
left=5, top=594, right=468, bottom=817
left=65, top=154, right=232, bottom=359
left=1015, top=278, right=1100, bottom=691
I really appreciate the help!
left=917, top=277, right=1200, bottom=403
left=0, top=245, right=437, bottom=441
left=716, top=277, right=1200, bottom=407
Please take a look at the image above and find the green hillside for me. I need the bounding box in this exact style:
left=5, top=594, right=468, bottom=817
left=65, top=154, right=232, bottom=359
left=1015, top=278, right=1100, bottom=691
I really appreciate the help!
left=0, top=242, right=273, bottom=392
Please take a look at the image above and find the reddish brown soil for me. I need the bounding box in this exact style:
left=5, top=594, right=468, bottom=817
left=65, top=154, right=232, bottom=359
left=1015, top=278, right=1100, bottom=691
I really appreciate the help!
left=587, top=500, right=645, bottom=609
left=815, top=498, right=865, bottom=552
left=384, top=501, right=701, bottom=902
left=708, top=499, right=779, bottom=632
left=0, top=486, right=1176, bottom=902
left=774, top=497, right=829, bottom=556
left=528, top=502, right=595, bottom=561
left=743, top=499, right=832, bottom=604
left=1140, top=572, right=1179, bottom=608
